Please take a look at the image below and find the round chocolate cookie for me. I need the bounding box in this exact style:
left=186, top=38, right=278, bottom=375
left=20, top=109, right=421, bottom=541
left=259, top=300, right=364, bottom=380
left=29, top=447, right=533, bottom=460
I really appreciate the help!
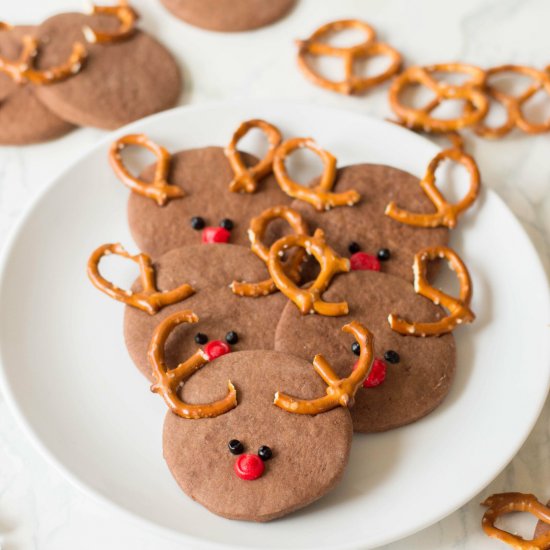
left=0, top=26, right=74, bottom=145
left=160, top=0, right=296, bottom=32
left=291, top=164, right=449, bottom=281
left=33, top=13, right=181, bottom=130
left=127, top=146, right=292, bottom=257
left=274, top=270, right=456, bottom=433
left=163, top=350, right=352, bottom=521
left=124, top=244, right=286, bottom=380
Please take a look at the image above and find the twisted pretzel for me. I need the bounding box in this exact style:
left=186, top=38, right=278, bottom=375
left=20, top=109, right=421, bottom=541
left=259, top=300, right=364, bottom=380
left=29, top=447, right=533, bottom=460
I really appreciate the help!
left=83, top=1, right=139, bottom=44
left=231, top=206, right=308, bottom=297
left=225, top=119, right=282, bottom=193
left=385, top=147, right=480, bottom=228
left=296, top=19, right=401, bottom=95
left=87, top=243, right=194, bottom=315
left=482, top=493, right=550, bottom=549
left=274, top=322, right=374, bottom=414
left=268, top=228, right=350, bottom=316
left=149, top=310, right=237, bottom=419
left=273, top=137, right=361, bottom=211
left=109, top=134, right=184, bottom=206
left=389, top=246, right=475, bottom=336
left=389, top=63, right=489, bottom=133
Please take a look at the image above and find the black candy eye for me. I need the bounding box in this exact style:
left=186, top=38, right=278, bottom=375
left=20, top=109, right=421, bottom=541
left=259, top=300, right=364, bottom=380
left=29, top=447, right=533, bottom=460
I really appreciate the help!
left=377, top=248, right=391, bottom=261
left=225, top=331, right=238, bottom=345
left=228, top=439, right=244, bottom=455
left=191, top=216, right=205, bottom=230
left=194, top=332, right=208, bottom=345
left=219, top=218, right=234, bottom=231
left=351, top=342, right=361, bottom=356
left=348, top=242, right=361, bottom=254
left=384, top=350, right=400, bottom=364
left=258, top=445, right=272, bottom=461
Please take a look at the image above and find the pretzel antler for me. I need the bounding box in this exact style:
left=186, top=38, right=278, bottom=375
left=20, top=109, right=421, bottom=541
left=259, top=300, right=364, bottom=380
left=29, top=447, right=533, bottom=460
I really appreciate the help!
left=274, top=322, right=373, bottom=414
left=109, top=134, right=184, bottom=206
left=87, top=243, right=194, bottom=315
left=231, top=206, right=308, bottom=297
left=83, top=0, right=139, bottom=44
left=225, top=119, right=282, bottom=194
left=385, top=147, right=480, bottom=228
left=482, top=493, right=550, bottom=549
left=389, top=246, right=475, bottom=336
left=273, top=137, right=361, bottom=211
left=149, top=310, right=237, bottom=419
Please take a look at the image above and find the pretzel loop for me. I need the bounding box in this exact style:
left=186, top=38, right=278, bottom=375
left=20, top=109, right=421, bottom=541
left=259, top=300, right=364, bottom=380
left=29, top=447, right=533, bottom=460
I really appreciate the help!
left=274, top=322, right=374, bottom=414
left=225, top=119, right=282, bottom=193
left=148, top=311, right=237, bottom=419
left=389, top=246, right=474, bottom=336
left=87, top=243, right=194, bottom=315
left=482, top=493, right=550, bottom=549
left=385, top=147, right=480, bottom=228
left=109, top=134, right=184, bottom=206
left=273, top=137, right=361, bottom=211
left=268, top=228, right=350, bottom=316
left=83, top=1, right=139, bottom=44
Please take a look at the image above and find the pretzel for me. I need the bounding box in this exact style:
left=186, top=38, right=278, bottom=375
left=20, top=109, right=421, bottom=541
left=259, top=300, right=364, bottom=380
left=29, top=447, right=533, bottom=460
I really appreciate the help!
left=109, top=134, right=184, bottom=206
left=274, top=322, right=373, bottom=414
left=87, top=243, right=194, bottom=315
left=149, top=310, right=237, bottom=419
left=296, top=19, right=402, bottom=95
left=272, top=137, right=361, bottom=211
left=482, top=493, right=550, bottom=549
left=389, top=246, right=475, bottom=336
left=231, top=206, right=308, bottom=297
left=268, top=228, right=350, bottom=316
left=385, top=147, right=480, bottom=228
left=225, top=119, right=282, bottom=193
left=389, top=63, right=489, bottom=133
left=83, top=1, right=139, bottom=44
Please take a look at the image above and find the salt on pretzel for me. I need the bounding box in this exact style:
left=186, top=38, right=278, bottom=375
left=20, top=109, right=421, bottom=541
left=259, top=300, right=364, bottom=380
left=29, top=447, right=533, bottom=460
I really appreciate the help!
left=231, top=206, right=308, bottom=297
left=385, top=147, right=480, bottom=229
left=225, top=119, right=282, bottom=193
left=149, top=310, right=237, bottom=419
left=83, top=0, right=139, bottom=44
left=109, top=134, right=184, bottom=206
left=268, top=228, right=350, bottom=316
left=87, top=243, right=194, bottom=315
left=272, top=137, right=361, bottom=211
left=481, top=493, right=550, bottom=549
left=389, top=63, right=489, bottom=133
left=296, top=19, right=402, bottom=95
left=275, top=322, right=373, bottom=414
left=389, top=246, right=475, bottom=336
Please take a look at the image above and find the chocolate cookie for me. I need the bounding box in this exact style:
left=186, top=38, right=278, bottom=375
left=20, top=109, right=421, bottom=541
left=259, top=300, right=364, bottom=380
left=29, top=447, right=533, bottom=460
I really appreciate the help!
left=33, top=13, right=181, bottom=129
left=160, top=0, right=296, bottom=32
left=163, top=350, right=352, bottom=521
left=274, top=270, right=456, bottom=432
left=291, top=164, right=449, bottom=281
left=127, top=146, right=292, bottom=257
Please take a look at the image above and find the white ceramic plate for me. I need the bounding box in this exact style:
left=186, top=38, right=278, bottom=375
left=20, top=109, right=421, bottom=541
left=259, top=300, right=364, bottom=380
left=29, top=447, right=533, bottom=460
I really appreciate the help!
left=0, top=100, right=549, bottom=550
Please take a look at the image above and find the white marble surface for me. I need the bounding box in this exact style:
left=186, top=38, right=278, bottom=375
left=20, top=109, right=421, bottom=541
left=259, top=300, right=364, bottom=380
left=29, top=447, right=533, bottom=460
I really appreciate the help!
left=0, top=0, right=549, bottom=548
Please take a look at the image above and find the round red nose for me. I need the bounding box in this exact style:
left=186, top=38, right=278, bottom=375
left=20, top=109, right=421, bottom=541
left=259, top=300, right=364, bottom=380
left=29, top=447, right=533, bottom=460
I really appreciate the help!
left=234, top=454, right=265, bottom=480
left=204, top=340, right=231, bottom=360
left=350, top=252, right=381, bottom=272
left=353, top=357, right=387, bottom=388
left=202, top=226, right=231, bottom=244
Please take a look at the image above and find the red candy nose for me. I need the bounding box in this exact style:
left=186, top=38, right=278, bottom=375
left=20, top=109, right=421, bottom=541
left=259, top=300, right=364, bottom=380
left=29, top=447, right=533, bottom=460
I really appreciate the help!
left=204, top=340, right=231, bottom=360
left=234, top=454, right=265, bottom=480
left=202, top=226, right=231, bottom=244
left=350, top=252, right=381, bottom=272
left=353, top=358, right=387, bottom=388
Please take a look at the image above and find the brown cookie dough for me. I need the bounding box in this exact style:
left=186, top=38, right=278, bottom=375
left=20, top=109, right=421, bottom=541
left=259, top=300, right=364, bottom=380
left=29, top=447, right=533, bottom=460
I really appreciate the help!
left=33, top=13, right=181, bottom=130
left=163, top=350, right=352, bottom=521
left=291, top=164, right=449, bottom=282
left=274, top=270, right=456, bottom=432
left=160, top=0, right=296, bottom=32
left=127, top=146, right=292, bottom=257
